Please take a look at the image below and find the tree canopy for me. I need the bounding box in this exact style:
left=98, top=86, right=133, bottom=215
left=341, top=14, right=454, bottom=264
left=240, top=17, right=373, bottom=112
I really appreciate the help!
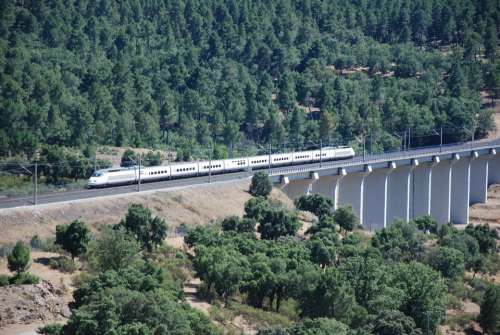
left=0, top=0, right=496, bottom=159
left=8, top=241, right=31, bottom=275
left=55, top=220, right=91, bottom=261
left=117, top=204, right=168, bottom=251
left=250, top=172, right=273, bottom=198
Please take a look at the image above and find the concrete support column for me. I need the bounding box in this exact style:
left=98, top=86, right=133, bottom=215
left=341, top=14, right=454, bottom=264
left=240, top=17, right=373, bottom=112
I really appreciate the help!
left=311, top=168, right=346, bottom=210
left=363, top=167, right=392, bottom=231
left=488, top=150, right=500, bottom=185
left=280, top=177, right=314, bottom=201
left=387, top=163, right=416, bottom=224
left=470, top=154, right=489, bottom=204
left=450, top=155, right=470, bottom=225
left=338, top=170, right=369, bottom=226
left=411, top=163, right=433, bottom=218
left=430, top=159, right=453, bottom=225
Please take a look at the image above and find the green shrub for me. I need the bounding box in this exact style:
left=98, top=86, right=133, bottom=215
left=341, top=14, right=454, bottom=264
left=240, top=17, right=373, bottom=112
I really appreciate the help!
left=48, top=256, right=77, bottom=273
left=249, top=172, right=272, bottom=197
left=8, top=241, right=31, bottom=274
left=30, top=235, right=43, bottom=249
left=30, top=235, right=60, bottom=252
left=445, top=314, right=474, bottom=331
left=445, top=293, right=462, bottom=310
left=9, top=272, right=40, bottom=285
left=0, top=274, right=9, bottom=286
left=0, top=243, right=14, bottom=258
left=38, top=323, right=63, bottom=335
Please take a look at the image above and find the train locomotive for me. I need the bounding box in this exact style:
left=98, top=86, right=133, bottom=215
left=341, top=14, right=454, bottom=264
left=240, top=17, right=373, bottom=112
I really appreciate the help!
left=87, top=146, right=355, bottom=188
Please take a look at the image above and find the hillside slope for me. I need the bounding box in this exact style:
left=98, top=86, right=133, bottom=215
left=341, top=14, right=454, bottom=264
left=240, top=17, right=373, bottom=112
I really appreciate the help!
left=0, top=180, right=293, bottom=245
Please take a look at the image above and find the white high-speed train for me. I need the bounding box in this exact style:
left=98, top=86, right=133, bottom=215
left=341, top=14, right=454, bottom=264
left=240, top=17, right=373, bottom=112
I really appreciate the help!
left=87, top=146, right=355, bottom=188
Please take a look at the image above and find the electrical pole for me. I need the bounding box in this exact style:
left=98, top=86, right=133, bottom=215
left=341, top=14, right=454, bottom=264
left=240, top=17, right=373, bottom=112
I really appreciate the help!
left=440, top=126, right=443, bottom=152
left=408, top=128, right=411, bottom=150
left=208, top=145, right=212, bottom=184
left=319, top=139, right=323, bottom=168
left=33, top=161, right=37, bottom=205
left=138, top=154, right=141, bottom=192
left=363, top=135, right=366, bottom=161
left=268, top=142, right=272, bottom=174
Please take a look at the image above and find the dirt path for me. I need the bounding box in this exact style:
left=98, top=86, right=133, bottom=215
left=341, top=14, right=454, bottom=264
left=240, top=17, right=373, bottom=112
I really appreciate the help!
left=183, top=278, right=212, bottom=315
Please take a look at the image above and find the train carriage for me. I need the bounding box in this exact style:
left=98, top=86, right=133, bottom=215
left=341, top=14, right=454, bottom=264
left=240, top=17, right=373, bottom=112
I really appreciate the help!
left=292, top=150, right=315, bottom=164
left=170, top=162, right=199, bottom=177
left=223, top=158, right=249, bottom=171
left=270, top=152, right=293, bottom=166
left=198, top=159, right=225, bottom=174
left=142, top=166, right=171, bottom=181
left=248, top=155, right=270, bottom=169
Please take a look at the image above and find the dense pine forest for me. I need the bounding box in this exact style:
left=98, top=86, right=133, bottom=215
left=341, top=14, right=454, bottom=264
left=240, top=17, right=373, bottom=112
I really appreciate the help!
left=0, top=0, right=499, bottom=159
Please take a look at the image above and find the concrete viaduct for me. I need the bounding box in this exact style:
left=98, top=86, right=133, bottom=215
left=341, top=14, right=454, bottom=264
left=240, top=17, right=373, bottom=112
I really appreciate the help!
left=271, top=139, right=500, bottom=231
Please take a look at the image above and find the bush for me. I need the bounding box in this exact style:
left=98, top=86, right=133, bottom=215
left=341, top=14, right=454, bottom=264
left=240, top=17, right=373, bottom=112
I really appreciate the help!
left=121, top=149, right=137, bottom=167
left=48, top=256, right=77, bottom=273
left=427, top=247, right=465, bottom=279
left=8, top=241, right=31, bottom=274
left=144, top=151, right=163, bottom=166
left=30, top=235, right=43, bottom=249
left=295, top=194, right=333, bottom=218
left=0, top=274, right=9, bottom=287
left=244, top=197, right=269, bottom=222
left=30, top=235, right=60, bottom=252
left=478, top=284, right=500, bottom=334
left=38, top=324, right=63, bottom=335
left=55, top=220, right=91, bottom=260
left=0, top=243, right=14, bottom=258
left=9, top=272, right=40, bottom=285
left=249, top=172, right=272, bottom=197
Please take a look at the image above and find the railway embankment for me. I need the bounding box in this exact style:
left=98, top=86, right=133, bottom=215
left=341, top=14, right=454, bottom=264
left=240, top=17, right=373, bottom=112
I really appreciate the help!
left=0, top=180, right=247, bottom=245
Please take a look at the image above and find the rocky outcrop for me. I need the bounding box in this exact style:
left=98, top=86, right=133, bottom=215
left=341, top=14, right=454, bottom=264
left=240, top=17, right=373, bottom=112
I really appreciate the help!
left=0, top=281, right=70, bottom=329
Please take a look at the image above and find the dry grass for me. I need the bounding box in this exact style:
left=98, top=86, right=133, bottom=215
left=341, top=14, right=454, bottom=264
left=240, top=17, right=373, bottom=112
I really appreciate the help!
left=469, top=184, right=500, bottom=235
left=0, top=180, right=256, bottom=245
left=480, top=91, right=500, bottom=140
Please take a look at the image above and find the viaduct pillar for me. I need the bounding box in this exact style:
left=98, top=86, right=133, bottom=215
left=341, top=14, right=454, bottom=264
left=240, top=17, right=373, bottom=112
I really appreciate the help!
left=363, top=165, right=392, bottom=231
left=279, top=175, right=316, bottom=201
left=387, top=162, right=417, bottom=223
left=338, top=169, right=370, bottom=227
left=470, top=153, right=489, bottom=204
left=311, top=169, right=346, bottom=210
left=450, top=155, right=470, bottom=225
left=489, top=149, right=500, bottom=185
left=430, top=158, right=453, bottom=224
left=411, top=160, right=436, bottom=218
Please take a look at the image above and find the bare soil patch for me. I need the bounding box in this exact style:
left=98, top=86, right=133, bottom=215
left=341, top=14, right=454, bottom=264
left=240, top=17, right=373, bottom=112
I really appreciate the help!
left=0, top=281, right=70, bottom=332
left=0, top=251, right=77, bottom=335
